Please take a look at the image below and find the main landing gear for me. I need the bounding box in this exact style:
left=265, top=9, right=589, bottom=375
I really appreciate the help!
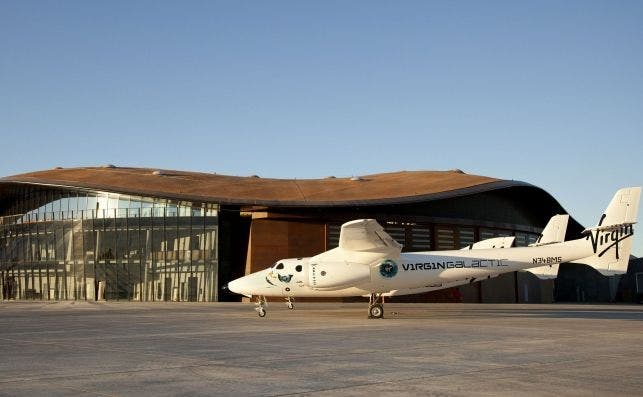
left=368, top=293, right=384, bottom=319
left=255, top=295, right=267, bottom=317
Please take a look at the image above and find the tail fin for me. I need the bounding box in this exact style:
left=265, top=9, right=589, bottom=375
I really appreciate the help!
left=524, top=214, right=570, bottom=279
left=572, top=187, right=641, bottom=276
left=530, top=214, right=569, bottom=247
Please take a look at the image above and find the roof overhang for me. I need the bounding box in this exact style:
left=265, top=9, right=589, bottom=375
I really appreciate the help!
left=0, top=166, right=520, bottom=208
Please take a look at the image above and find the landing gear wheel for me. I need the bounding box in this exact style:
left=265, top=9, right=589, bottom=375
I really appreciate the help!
left=285, top=297, right=294, bottom=310
left=255, top=295, right=267, bottom=318
left=369, top=304, right=383, bottom=319
left=368, top=293, right=385, bottom=319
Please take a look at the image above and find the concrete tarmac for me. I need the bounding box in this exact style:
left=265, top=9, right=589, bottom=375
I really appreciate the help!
left=1, top=301, right=642, bottom=396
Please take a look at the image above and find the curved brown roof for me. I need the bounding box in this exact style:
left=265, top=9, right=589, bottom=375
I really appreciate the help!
left=0, top=166, right=526, bottom=207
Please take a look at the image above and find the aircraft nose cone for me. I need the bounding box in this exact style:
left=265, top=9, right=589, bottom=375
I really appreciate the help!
left=227, top=277, right=251, bottom=297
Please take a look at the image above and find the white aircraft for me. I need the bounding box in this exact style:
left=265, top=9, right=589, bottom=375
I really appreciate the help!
left=228, top=187, right=640, bottom=318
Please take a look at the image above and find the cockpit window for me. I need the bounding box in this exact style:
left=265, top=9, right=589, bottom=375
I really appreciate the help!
left=295, top=265, right=302, bottom=272
left=276, top=263, right=284, bottom=270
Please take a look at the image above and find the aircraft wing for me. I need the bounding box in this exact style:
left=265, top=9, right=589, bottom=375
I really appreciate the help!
left=339, top=219, right=402, bottom=253
left=461, top=236, right=515, bottom=250
left=385, top=275, right=500, bottom=297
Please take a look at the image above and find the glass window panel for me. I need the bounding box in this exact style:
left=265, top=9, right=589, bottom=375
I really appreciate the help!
left=527, top=234, right=539, bottom=245
left=326, top=224, right=341, bottom=249
left=458, top=227, right=475, bottom=248
left=118, top=197, right=130, bottom=209
left=383, top=224, right=406, bottom=246
left=479, top=228, right=495, bottom=241
left=205, top=208, right=217, bottom=216
left=436, top=227, right=456, bottom=250
left=166, top=205, right=177, bottom=217
left=192, top=207, right=204, bottom=217
left=95, top=196, right=108, bottom=212
left=108, top=195, right=119, bottom=211
left=68, top=196, right=79, bottom=213
left=77, top=195, right=87, bottom=212
left=45, top=192, right=53, bottom=213
left=86, top=196, right=97, bottom=213
left=514, top=233, right=528, bottom=247
left=204, top=228, right=217, bottom=259
left=52, top=198, right=61, bottom=213
left=55, top=221, right=65, bottom=261
left=60, top=197, right=69, bottom=212
left=410, top=226, right=432, bottom=251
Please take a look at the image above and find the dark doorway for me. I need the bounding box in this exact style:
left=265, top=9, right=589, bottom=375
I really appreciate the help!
left=217, top=209, right=251, bottom=301
left=188, top=276, right=198, bottom=302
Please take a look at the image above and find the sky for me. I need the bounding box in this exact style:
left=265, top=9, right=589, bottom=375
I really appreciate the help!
left=1, top=1, right=642, bottom=255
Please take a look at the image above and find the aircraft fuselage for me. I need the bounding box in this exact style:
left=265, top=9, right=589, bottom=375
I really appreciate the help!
left=229, top=238, right=597, bottom=298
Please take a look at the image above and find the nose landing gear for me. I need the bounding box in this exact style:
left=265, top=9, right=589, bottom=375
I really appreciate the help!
left=255, top=295, right=267, bottom=317
left=253, top=296, right=295, bottom=317
left=368, top=293, right=384, bottom=319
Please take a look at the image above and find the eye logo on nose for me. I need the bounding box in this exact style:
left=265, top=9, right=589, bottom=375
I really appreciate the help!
left=278, top=274, right=293, bottom=283
left=268, top=270, right=293, bottom=284
left=379, top=259, right=398, bottom=278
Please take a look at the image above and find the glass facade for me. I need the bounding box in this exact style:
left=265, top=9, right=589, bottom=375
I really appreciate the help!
left=0, top=186, right=219, bottom=301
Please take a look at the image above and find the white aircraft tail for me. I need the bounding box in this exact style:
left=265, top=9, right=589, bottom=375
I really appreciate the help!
left=530, top=214, right=569, bottom=247
left=524, top=214, right=570, bottom=279
left=572, top=187, right=640, bottom=276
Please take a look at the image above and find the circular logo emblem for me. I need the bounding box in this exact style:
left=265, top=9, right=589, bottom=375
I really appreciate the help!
left=379, top=259, right=398, bottom=278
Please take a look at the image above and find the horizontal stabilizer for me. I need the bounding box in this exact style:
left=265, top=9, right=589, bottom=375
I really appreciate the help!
left=523, top=264, right=560, bottom=280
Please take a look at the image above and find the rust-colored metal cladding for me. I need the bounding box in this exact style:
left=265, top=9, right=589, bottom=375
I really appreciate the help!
left=1, top=166, right=502, bottom=206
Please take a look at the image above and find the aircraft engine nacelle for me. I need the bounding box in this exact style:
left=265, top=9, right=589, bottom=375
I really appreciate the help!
left=309, top=261, right=371, bottom=290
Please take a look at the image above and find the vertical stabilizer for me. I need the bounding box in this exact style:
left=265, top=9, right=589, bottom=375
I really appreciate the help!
left=591, top=187, right=640, bottom=229
left=572, top=187, right=641, bottom=275
left=524, top=214, right=570, bottom=279
left=530, top=214, right=569, bottom=247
